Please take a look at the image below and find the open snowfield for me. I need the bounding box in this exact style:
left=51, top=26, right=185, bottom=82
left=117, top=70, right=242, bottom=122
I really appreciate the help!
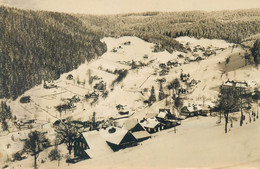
left=1, top=36, right=260, bottom=169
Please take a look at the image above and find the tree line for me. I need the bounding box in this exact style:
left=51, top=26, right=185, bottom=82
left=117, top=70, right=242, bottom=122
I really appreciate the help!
left=78, top=9, right=260, bottom=51
left=0, top=6, right=107, bottom=99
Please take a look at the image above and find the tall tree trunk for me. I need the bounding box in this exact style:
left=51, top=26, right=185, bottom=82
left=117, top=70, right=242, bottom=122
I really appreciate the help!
left=68, top=144, right=72, bottom=155
left=219, top=111, right=221, bottom=123
left=240, top=110, right=243, bottom=126
left=240, top=89, right=243, bottom=126
left=224, top=112, right=228, bottom=133
left=248, top=112, right=251, bottom=123
left=34, top=154, right=37, bottom=169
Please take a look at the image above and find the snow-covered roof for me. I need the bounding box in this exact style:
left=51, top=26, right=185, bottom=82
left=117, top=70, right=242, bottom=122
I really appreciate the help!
left=132, top=131, right=150, bottom=140
left=248, top=81, right=257, bottom=88
left=157, top=111, right=167, bottom=119
left=123, top=118, right=139, bottom=131
left=146, top=113, right=158, bottom=119
left=235, top=83, right=247, bottom=88
left=224, top=81, right=233, bottom=87
left=100, top=126, right=129, bottom=145
left=141, top=118, right=160, bottom=129
left=187, top=106, right=195, bottom=112
left=82, top=130, right=112, bottom=158
left=196, top=106, right=203, bottom=111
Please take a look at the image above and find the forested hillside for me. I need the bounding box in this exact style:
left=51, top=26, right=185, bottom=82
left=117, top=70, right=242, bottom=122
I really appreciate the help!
left=78, top=9, right=260, bottom=50
left=0, top=6, right=107, bottom=99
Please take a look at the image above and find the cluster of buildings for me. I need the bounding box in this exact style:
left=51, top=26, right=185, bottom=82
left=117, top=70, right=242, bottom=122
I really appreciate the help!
left=73, top=108, right=181, bottom=160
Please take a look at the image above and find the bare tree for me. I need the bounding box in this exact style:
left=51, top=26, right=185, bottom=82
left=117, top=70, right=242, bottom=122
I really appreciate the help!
left=55, top=119, right=81, bottom=155
left=48, top=147, right=61, bottom=166
left=23, top=131, right=50, bottom=169
left=168, top=78, right=180, bottom=95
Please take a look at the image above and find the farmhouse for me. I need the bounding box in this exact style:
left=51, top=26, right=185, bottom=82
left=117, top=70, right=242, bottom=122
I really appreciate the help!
left=74, top=130, right=112, bottom=159
left=123, top=119, right=151, bottom=142
left=100, top=126, right=137, bottom=151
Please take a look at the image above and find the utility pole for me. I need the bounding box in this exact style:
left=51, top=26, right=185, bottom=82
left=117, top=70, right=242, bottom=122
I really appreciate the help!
left=257, top=100, right=259, bottom=119
left=239, top=85, right=243, bottom=126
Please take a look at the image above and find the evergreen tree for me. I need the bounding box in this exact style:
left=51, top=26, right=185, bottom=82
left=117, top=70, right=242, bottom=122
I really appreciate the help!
left=149, top=86, right=156, bottom=106
left=158, top=82, right=165, bottom=101
left=251, top=39, right=260, bottom=65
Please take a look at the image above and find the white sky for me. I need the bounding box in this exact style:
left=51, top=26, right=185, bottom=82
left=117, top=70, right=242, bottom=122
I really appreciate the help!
left=0, top=0, right=260, bottom=15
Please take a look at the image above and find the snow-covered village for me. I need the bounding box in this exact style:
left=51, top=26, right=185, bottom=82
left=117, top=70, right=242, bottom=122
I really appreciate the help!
left=1, top=1, right=260, bottom=169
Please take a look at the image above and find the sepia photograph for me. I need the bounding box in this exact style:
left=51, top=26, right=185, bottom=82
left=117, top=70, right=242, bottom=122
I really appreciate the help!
left=0, top=0, right=260, bottom=168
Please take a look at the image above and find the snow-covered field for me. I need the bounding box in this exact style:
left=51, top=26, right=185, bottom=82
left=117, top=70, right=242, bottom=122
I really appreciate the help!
left=1, top=36, right=260, bottom=169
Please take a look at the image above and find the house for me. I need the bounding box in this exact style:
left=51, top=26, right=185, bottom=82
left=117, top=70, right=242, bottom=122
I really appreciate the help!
left=200, top=106, right=210, bottom=116
left=74, top=130, right=113, bottom=159
left=159, top=63, right=167, bottom=69
left=157, top=109, right=172, bottom=119
left=85, top=91, right=99, bottom=99
left=116, top=104, right=130, bottom=115
left=188, top=79, right=197, bottom=87
left=178, top=88, right=187, bottom=95
left=123, top=119, right=151, bottom=142
left=159, top=69, right=169, bottom=76
left=100, top=126, right=137, bottom=151
left=74, top=133, right=90, bottom=159
left=140, top=117, right=163, bottom=133
left=181, top=106, right=201, bottom=117
left=180, top=73, right=190, bottom=82
left=43, top=80, right=57, bottom=89
left=167, top=61, right=178, bottom=68
left=252, top=91, right=260, bottom=100
left=93, top=81, right=106, bottom=91
left=68, top=95, right=80, bottom=103
left=156, top=109, right=178, bottom=128
left=143, top=54, right=148, bottom=59
left=178, top=54, right=184, bottom=58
